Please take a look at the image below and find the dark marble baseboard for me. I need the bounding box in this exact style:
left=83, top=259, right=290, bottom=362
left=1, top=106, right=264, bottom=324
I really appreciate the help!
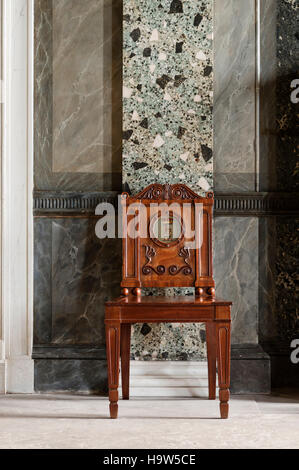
left=34, top=343, right=272, bottom=395
left=34, top=359, right=108, bottom=394
left=270, top=357, right=299, bottom=389
left=231, top=344, right=271, bottom=394
left=33, top=190, right=299, bottom=217
left=262, top=342, right=299, bottom=389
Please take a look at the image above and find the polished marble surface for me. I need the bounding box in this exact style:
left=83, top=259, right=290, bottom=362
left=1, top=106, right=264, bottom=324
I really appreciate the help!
left=214, top=217, right=259, bottom=344
left=35, top=359, right=108, bottom=394
left=214, top=0, right=256, bottom=192
left=34, top=0, right=122, bottom=190
left=34, top=218, right=122, bottom=346
left=52, top=0, right=116, bottom=174
left=259, top=0, right=277, bottom=191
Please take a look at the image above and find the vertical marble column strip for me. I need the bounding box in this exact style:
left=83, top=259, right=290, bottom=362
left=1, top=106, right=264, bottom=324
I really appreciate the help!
left=123, top=0, right=213, bottom=361
left=214, top=0, right=256, bottom=192
left=123, top=0, right=213, bottom=195
left=259, top=0, right=277, bottom=192
left=255, top=0, right=261, bottom=192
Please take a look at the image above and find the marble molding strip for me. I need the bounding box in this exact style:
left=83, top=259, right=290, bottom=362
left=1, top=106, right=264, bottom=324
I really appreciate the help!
left=33, top=191, right=119, bottom=215
left=33, top=191, right=299, bottom=216
left=214, top=193, right=299, bottom=216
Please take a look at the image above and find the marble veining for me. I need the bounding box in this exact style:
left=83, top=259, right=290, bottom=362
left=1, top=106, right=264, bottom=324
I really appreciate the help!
left=34, top=0, right=122, bottom=190
left=123, top=0, right=213, bottom=194
left=214, top=0, right=256, bottom=192
left=258, top=217, right=277, bottom=343
left=53, top=0, right=116, bottom=174
left=214, top=217, right=259, bottom=344
left=259, top=0, right=277, bottom=191
left=35, top=359, right=108, bottom=393
left=34, top=218, right=122, bottom=346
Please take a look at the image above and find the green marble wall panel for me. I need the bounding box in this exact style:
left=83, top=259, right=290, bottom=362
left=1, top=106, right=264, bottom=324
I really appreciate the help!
left=123, top=0, right=213, bottom=361
left=123, top=0, right=213, bottom=194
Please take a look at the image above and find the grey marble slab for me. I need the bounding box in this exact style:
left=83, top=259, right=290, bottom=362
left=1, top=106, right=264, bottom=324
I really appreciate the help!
left=231, top=344, right=271, bottom=394
left=34, top=359, right=108, bottom=394
left=34, top=218, right=53, bottom=344
left=259, top=0, right=277, bottom=192
left=214, top=0, right=256, bottom=192
left=34, top=217, right=122, bottom=347
left=214, top=217, right=259, bottom=344
left=34, top=0, right=122, bottom=191
left=258, top=217, right=277, bottom=343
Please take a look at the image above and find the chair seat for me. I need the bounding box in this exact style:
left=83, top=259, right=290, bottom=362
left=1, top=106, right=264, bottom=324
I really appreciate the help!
left=105, top=295, right=232, bottom=323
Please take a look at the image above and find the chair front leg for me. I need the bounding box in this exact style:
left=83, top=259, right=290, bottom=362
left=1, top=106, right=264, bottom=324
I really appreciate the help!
left=121, top=324, right=131, bottom=400
left=105, top=321, right=121, bottom=419
left=216, top=321, right=231, bottom=419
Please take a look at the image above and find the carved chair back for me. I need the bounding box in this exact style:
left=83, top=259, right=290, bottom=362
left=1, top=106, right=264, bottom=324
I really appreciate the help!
left=121, top=183, right=215, bottom=298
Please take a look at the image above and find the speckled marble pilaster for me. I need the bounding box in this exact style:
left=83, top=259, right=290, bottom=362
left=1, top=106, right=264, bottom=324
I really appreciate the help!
left=123, top=0, right=213, bottom=194
left=123, top=0, right=213, bottom=361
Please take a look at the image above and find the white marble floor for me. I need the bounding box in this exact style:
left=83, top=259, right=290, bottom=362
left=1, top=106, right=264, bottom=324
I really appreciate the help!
left=0, top=391, right=298, bottom=449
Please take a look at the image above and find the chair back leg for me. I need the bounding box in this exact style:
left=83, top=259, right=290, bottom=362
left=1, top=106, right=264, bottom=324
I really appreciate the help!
left=206, top=322, right=217, bottom=400
left=121, top=324, right=131, bottom=400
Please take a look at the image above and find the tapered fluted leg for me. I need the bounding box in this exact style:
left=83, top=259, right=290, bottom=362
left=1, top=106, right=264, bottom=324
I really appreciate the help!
left=216, top=321, right=231, bottom=419
left=106, top=322, right=121, bottom=419
left=121, top=324, right=131, bottom=400
left=206, top=322, right=216, bottom=400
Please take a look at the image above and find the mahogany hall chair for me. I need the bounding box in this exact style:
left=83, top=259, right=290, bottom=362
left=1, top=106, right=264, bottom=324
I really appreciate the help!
left=105, top=183, right=232, bottom=419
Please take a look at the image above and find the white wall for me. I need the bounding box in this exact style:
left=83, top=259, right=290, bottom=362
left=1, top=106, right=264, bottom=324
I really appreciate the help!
left=0, top=0, right=34, bottom=393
